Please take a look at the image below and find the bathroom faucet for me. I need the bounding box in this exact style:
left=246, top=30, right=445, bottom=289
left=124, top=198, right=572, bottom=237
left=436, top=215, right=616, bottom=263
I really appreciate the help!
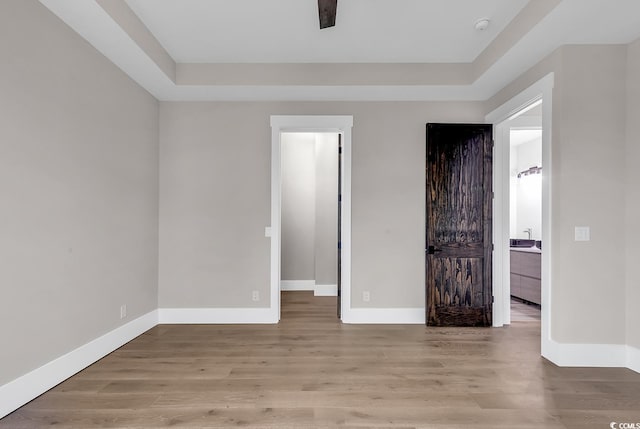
left=523, top=228, right=532, bottom=239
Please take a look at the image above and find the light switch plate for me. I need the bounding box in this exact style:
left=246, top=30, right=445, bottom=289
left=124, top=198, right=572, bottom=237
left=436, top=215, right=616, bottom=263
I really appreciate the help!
left=574, top=226, right=590, bottom=241
left=264, top=227, right=271, bottom=237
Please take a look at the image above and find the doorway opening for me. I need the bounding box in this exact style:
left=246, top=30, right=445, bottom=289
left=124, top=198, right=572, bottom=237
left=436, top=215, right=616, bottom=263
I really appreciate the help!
left=507, top=103, right=543, bottom=322
left=280, top=132, right=339, bottom=319
left=269, top=116, right=353, bottom=323
left=486, top=73, right=553, bottom=360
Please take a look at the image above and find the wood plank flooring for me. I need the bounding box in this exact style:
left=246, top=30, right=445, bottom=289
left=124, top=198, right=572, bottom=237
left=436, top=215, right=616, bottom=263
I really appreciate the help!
left=510, top=298, right=541, bottom=322
left=2, top=291, right=639, bottom=428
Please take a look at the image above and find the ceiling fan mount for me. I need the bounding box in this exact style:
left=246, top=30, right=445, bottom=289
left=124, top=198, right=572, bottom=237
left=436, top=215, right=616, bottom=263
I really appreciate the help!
left=318, top=0, right=337, bottom=29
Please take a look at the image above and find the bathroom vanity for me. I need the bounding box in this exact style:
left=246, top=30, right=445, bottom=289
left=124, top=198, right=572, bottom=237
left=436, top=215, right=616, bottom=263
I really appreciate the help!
left=510, top=244, right=541, bottom=305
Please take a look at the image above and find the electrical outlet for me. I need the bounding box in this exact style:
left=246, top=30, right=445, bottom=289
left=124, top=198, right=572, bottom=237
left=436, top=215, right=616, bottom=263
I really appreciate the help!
left=362, top=291, right=370, bottom=302
left=252, top=291, right=260, bottom=302
left=120, top=304, right=127, bottom=319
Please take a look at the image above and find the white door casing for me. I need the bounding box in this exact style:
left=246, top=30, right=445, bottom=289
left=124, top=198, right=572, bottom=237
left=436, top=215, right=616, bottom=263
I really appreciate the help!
left=486, top=73, right=553, bottom=360
left=270, top=115, right=353, bottom=321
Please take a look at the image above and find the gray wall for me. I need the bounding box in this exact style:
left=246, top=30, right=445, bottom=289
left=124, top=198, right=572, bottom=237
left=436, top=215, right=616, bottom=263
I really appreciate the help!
left=0, top=0, right=159, bottom=385
left=281, top=133, right=317, bottom=281
left=512, top=137, right=542, bottom=241
left=486, top=45, right=628, bottom=345
left=158, top=103, right=271, bottom=308
left=626, top=37, right=640, bottom=350
left=281, top=132, right=339, bottom=285
left=158, top=101, right=484, bottom=309
left=314, top=133, right=339, bottom=286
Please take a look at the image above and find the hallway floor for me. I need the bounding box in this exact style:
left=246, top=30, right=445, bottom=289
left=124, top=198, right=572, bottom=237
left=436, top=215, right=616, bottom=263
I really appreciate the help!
left=511, top=298, right=541, bottom=322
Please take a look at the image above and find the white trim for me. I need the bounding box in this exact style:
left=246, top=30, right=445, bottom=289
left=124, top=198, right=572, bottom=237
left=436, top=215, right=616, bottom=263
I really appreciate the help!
left=486, top=74, right=554, bottom=363
left=543, top=341, right=629, bottom=369
left=270, top=121, right=282, bottom=322
left=491, top=117, right=543, bottom=327
left=342, top=308, right=425, bottom=324
left=627, top=345, right=640, bottom=373
left=270, top=116, right=353, bottom=323
left=314, top=284, right=337, bottom=296
left=280, top=280, right=315, bottom=291
left=541, top=343, right=639, bottom=373
left=491, top=120, right=512, bottom=327
left=158, top=308, right=277, bottom=324
left=485, top=74, right=554, bottom=123
left=0, top=310, right=158, bottom=419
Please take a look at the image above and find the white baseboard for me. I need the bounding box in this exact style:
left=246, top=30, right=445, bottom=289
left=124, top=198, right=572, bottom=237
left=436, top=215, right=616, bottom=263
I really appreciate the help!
left=314, top=284, right=337, bottom=296
left=544, top=341, right=627, bottom=367
left=627, top=345, right=640, bottom=373
left=342, top=308, right=425, bottom=324
left=158, top=307, right=277, bottom=324
left=0, top=310, right=158, bottom=419
left=543, top=340, right=640, bottom=373
left=280, top=280, right=315, bottom=291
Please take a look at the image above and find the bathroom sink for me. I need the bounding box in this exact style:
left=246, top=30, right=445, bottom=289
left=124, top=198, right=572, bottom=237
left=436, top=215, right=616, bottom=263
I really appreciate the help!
left=510, top=239, right=536, bottom=248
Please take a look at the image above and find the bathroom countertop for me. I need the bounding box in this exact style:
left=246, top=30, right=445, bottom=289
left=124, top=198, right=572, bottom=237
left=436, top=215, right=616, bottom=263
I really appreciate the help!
left=510, top=246, right=542, bottom=254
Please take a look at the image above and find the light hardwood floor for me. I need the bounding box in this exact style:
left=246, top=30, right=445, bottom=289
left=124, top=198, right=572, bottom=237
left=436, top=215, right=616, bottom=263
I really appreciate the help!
left=510, top=298, right=541, bottom=322
left=2, top=292, right=639, bottom=428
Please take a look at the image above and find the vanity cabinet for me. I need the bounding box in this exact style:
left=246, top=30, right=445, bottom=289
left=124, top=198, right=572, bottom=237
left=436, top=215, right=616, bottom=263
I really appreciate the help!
left=510, top=249, right=541, bottom=305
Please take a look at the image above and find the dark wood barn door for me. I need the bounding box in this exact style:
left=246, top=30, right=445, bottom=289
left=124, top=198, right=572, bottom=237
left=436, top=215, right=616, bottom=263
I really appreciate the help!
left=426, top=123, right=493, bottom=327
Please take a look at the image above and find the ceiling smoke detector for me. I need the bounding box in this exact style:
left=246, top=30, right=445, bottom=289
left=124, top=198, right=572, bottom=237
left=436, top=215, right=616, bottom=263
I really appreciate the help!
left=474, top=18, right=490, bottom=31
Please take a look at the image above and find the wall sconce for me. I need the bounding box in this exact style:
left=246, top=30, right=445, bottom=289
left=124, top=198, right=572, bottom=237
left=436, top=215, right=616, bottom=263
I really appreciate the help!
left=517, top=166, right=542, bottom=179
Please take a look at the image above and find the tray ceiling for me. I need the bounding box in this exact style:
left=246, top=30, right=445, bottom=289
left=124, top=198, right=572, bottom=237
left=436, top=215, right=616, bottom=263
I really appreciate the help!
left=38, top=0, right=640, bottom=101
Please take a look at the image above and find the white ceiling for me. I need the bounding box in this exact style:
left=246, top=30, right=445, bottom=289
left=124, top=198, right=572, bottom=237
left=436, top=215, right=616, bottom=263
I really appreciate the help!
left=124, top=0, right=528, bottom=63
left=511, top=129, right=542, bottom=147
left=38, top=0, right=640, bottom=101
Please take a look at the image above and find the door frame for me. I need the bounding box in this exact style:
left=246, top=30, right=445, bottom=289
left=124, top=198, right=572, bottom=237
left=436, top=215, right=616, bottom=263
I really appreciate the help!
left=269, top=115, right=353, bottom=322
left=486, top=73, right=553, bottom=358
